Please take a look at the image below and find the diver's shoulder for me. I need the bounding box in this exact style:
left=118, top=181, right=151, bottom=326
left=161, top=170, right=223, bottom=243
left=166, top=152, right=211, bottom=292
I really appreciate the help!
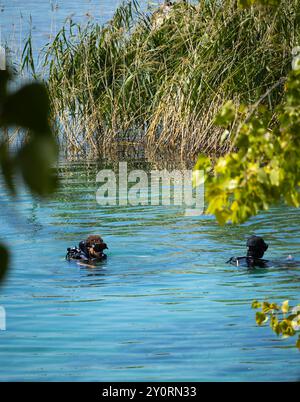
left=227, top=256, right=269, bottom=268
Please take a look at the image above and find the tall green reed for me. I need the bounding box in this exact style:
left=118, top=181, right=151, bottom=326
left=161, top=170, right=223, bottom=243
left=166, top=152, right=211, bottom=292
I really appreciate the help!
left=23, top=0, right=300, bottom=159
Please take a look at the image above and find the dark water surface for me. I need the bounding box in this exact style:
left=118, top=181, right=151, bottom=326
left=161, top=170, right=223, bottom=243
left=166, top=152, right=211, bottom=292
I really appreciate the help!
left=0, top=160, right=299, bottom=381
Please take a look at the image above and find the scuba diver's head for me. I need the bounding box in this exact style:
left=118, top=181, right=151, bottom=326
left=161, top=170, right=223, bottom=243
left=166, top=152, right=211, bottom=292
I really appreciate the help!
left=86, top=234, right=103, bottom=244
left=246, top=235, right=268, bottom=259
left=67, top=235, right=108, bottom=261
left=86, top=235, right=107, bottom=250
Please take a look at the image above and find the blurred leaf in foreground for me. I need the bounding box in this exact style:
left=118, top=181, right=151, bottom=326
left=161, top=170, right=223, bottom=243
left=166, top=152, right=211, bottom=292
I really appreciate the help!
left=0, top=67, right=59, bottom=284
left=0, top=244, right=9, bottom=283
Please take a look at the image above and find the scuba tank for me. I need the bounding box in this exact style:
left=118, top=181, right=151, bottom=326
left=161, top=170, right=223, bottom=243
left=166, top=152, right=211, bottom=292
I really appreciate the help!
left=66, top=240, right=108, bottom=261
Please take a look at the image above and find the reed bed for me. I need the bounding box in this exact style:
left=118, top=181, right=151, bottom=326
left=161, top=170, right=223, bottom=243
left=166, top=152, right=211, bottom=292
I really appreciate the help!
left=27, top=0, right=300, bottom=159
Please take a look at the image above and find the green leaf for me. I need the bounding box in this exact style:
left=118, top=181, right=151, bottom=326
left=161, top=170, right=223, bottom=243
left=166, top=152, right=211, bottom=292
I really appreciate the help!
left=0, top=142, right=16, bottom=195
left=280, top=319, right=295, bottom=337
left=257, top=168, right=268, bottom=184
left=262, top=301, right=272, bottom=313
left=214, top=209, right=228, bottom=226
left=256, top=312, right=268, bottom=325
left=269, top=303, right=279, bottom=311
left=251, top=300, right=262, bottom=309
left=17, top=136, right=59, bottom=197
left=214, top=101, right=235, bottom=127
left=1, top=83, right=51, bottom=134
left=220, top=129, right=230, bottom=144
left=270, top=168, right=280, bottom=186
left=0, top=70, right=10, bottom=102
left=262, top=302, right=279, bottom=312
left=291, top=316, right=300, bottom=331
left=193, top=154, right=211, bottom=187
left=270, top=316, right=281, bottom=335
left=194, top=154, right=211, bottom=171
left=281, top=300, right=289, bottom=314
left=0, top=243, right=9, bottom=283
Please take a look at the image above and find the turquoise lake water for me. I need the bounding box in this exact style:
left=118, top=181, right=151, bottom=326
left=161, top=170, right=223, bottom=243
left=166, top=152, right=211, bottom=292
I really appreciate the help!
left=0, top=159, right=299, bottom=381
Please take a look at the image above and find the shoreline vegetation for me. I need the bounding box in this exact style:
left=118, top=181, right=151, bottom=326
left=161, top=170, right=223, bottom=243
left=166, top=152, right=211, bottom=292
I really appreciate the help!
left=22, top=0, right=300, bottom=159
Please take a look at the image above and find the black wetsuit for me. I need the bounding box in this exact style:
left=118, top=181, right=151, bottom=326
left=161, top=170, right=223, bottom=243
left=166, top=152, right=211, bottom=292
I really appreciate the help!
left=227, top=256, right=269, bottom=268
left=66, top=242, right=107, bottom=262
left=227, top=256, right=300, bottom=268
left=228, top=235, right=270, bottom=268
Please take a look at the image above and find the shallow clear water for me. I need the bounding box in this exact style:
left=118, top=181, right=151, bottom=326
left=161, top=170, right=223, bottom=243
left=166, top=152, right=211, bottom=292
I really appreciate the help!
left=0, top=159, right=299, bottom=381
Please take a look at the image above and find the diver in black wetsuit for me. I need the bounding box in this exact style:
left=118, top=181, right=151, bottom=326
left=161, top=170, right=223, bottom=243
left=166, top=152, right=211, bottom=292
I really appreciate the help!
left=227, top=235, right=269, bottom=268
left=66, top=235, right=108, bottom=263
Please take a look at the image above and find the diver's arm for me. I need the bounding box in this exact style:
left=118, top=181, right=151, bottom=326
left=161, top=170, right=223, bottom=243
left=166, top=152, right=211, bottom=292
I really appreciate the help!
left=76, top=261, right=97, bottom=268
